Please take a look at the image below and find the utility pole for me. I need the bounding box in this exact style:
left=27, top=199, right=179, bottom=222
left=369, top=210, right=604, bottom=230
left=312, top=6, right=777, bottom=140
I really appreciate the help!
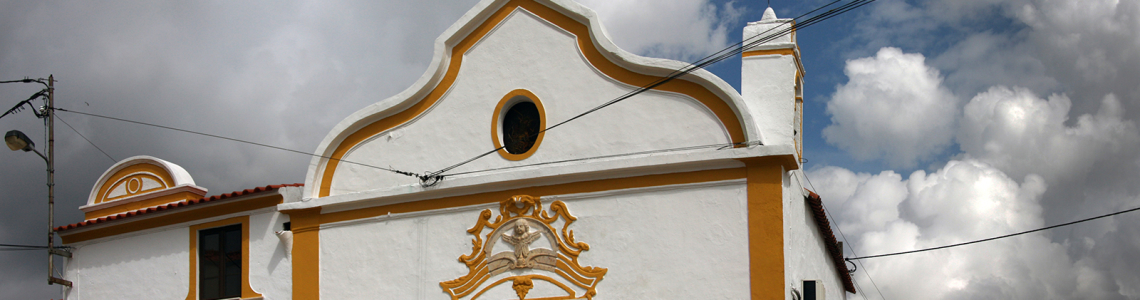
left=2, top=75, right=73, bottom=287
left=45, top=75, right=72, bottom=287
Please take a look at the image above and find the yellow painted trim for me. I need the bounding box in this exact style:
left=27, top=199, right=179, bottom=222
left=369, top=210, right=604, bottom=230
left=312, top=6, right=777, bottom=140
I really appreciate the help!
left=94, top=163, right=175, bottom=204
left=318, top=0, right=747, bottom=197
left=185, top=216, right=262, bottom=300
left=491, top=89, right=547, bottom=161
left=60, top=194, right=283, bottom=244
left=282, top=208, right=321, bottom=300
left=102, top=173, right=167, bottom=202
left=742, top=48, right=796, bottom=57
left=321, top=167, right=747, bottom=225
left=441, top=196, right=606, bottom=299
left=84, top=191, right=205, bottom=220
left=744, top=158, right=785, bottom=299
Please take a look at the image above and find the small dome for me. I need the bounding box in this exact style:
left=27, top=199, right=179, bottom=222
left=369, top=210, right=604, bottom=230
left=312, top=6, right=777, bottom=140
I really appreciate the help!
left=761, top=7, right=777, bottom=21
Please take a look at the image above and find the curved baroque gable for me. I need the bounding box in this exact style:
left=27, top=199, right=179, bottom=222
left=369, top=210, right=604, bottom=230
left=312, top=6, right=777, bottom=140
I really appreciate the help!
left=82, top=156, right=207, bottom=219
left=305, top=0, right=762, bottom=198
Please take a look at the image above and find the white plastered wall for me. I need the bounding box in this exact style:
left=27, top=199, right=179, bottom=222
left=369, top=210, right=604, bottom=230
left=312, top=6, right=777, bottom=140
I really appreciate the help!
left=249, top=211, right=292, bottom=300
left=784, top=169, right=847, bottom=299
left=61, top=210, right=292, bottom=300
left=318, top=181, right=750, bottom=299
left=324, top=8, right=734, bottom=196
left=741, top=54, right=797, bottom=147
left=63, top=227, right=189, bottom=300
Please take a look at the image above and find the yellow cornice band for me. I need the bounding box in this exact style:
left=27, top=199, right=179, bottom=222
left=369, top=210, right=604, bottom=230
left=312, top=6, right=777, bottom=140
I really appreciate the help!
left=60, top=194, right=283, bottom=244
left=742, top=48, right=797, bottom=58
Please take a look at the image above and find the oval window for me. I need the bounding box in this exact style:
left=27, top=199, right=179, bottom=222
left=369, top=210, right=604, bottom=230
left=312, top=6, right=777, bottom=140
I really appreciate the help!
left=502, top=101, right=541, bottom=154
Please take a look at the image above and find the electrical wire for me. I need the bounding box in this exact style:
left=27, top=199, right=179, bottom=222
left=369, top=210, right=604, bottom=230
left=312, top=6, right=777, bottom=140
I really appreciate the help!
left=803, top=171, right=887, bottom=299
left=54, top=108, right=423, bottom=179
left=0, top=78, right=47, bottom=86
left=425, top=0, right=878, bottom=184
left=0, top=243, right=48, bottom=249
left=847, top=205, right=1140, bottom=261
left=0, top=89, right=48, bottom=120
left=443, top=140, right=761, bottom=177
left=55, top=114, right=116, bottom=163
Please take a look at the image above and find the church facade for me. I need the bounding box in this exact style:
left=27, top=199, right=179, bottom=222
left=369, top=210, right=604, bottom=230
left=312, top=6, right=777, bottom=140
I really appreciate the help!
left=55, top=0, right=854, bottom=299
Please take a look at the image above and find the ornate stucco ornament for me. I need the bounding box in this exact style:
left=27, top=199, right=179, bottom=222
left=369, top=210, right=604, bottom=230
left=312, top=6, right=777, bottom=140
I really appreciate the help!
left=440, top=195, right=606, bottom=300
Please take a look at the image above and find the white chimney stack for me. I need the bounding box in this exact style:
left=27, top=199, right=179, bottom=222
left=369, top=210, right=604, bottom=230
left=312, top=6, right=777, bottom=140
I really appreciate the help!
left=741, top=7, right=804, bottom=157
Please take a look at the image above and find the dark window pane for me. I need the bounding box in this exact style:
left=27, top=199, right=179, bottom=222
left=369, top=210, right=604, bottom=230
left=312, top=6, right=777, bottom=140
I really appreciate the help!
left=502, top=101, right=540, bottom=154
left=804, top=280, right=817, bottom=300
left=200, top=278, right=219, bottom=299
left=199, top=224, right=242, bottom=300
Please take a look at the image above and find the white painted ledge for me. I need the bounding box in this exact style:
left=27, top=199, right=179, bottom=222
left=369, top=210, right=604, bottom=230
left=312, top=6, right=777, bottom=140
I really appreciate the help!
left=280, top=144, right=797, bottom=213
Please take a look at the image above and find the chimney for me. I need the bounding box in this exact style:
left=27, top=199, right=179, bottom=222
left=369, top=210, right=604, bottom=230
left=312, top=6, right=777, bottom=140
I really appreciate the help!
left=741, top=7, right=803, bottom=157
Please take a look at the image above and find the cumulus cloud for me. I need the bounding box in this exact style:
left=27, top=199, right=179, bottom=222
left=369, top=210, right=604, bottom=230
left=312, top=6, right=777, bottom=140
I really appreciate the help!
left=823, top=47, right=959, bottom=168
left=850, top=0, right=1140, bottom=119
left=957, top=86, right=1140, bottom=184
left=808, top=160, right=1100, bottom=299
left=575, top=0, right=742, bottom=61
left=817, top=85, right=1140, bottom=299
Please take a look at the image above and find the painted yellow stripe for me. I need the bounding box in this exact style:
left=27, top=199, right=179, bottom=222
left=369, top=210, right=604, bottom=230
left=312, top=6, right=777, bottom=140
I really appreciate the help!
left=283, top=207, right=321, bottom=300
left=319, top=0, right=748, bottom=197
left=94, top=163, right=175, bottom=204
left=742, top=48, right=796, bottom=57
left=60, top=194, right=283, bottom=244
left=744, top=156, right=787, bottom=299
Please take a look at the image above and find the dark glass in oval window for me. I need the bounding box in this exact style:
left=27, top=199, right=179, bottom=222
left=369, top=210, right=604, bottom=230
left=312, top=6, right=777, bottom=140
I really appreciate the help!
left=503, top=101, right=540, bottom=154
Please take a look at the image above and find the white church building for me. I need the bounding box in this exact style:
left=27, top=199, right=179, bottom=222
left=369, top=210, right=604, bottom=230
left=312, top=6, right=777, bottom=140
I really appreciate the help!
left=54, top=0, right=855, bottom=299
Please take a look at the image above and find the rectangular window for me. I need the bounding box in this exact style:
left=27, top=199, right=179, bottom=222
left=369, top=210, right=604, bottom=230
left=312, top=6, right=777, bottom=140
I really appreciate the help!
left=802, top=280, right=824, bottom=300
left=199, top=224, right=242, bottom=300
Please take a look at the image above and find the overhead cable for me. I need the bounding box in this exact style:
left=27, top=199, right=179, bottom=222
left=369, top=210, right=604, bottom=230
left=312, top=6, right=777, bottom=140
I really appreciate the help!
left=0, top=243, right=48, bottom=249
left=55, top=114, right=117, bottom=163
left=846, top=205, right=1140, bottom=261
left=442, top=141, right=756, bottom=179
left=54, top=108, right=422, bottom=179
left=0, top=78, right=48, bottom=87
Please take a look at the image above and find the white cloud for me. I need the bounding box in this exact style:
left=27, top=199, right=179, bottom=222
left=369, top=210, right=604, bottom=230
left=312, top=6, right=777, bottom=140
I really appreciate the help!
left=574, top=0, right=742, bottom=61
left=808, top=160, right=1093, bottom=299
left=957, top=86, right=1140, bottom=184
left=822, top=47, right=959, bottom=168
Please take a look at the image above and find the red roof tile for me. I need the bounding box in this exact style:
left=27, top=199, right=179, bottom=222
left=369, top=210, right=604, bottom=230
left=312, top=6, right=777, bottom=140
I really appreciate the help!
left=805, top=190, right=858, bottom=294
left=54, top=183, right=303, bottom=232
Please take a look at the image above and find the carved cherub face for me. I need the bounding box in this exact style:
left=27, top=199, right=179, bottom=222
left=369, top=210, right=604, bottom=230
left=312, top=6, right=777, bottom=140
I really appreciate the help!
left=514, top=223, right=528, bottom=236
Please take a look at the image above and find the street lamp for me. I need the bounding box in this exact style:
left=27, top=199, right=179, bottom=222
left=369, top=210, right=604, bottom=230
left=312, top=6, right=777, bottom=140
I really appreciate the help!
left=3, top=75, right=72, bottom=287
left=6, top=130, right=47, bottom=161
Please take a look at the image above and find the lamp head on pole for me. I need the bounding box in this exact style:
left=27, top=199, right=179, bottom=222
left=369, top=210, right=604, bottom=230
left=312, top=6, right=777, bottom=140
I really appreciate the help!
left=5, top=130, right=35, bottom=152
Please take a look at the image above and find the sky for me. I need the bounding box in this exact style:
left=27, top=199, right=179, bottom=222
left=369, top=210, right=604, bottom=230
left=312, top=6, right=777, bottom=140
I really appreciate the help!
left=0, top=0, right=1137, bottom=299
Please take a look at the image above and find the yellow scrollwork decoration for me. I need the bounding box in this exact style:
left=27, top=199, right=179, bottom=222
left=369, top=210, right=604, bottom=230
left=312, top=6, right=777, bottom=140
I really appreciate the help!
left=441, top=195, right=606, bottom=300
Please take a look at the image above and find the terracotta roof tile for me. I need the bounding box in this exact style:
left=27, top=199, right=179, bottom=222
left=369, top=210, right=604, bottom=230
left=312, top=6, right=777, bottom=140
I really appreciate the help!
left=805, top=189, right=858, bottom=294
left=55, top=183, right=303, bottom=232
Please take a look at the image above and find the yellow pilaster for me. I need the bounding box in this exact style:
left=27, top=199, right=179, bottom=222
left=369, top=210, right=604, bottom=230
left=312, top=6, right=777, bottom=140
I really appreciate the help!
left=285, top=207, right=322, bottom=300
left=744, top=157, right=788, bottom=299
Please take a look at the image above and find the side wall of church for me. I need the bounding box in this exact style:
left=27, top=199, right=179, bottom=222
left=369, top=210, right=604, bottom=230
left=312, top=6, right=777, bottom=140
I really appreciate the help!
left=784, top=170, right=847, bottom=299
